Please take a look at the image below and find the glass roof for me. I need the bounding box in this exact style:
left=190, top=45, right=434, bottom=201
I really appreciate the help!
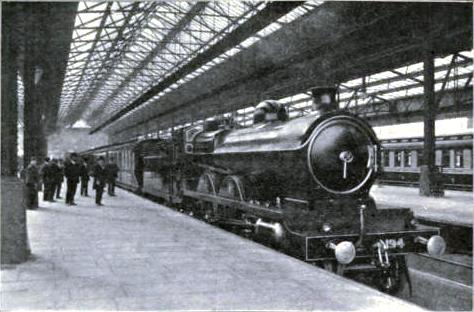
left=58, top=1, right=472, bottom=141
left=110, top=1, right=322, bottom=132
left=59, top=1, right=323, bottom=129
left=59, top=1, right=273, bottom=126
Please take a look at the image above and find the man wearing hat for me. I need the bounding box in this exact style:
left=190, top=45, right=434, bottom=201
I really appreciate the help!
left=41, top=157, right=58, bottom=202
left=93, top=156, right=107, bottom=206
left=64, top=153, right=81, bottom=205
left=23, top=158, right=40, bottom=209
left=105, top=158, right=119, bottom=196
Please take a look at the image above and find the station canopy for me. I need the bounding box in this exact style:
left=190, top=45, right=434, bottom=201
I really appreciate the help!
left=57, top=1, right=320, bottom=129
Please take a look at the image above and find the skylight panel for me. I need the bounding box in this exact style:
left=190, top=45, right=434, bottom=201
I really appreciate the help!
left=75, top=29, right=98, bottom=41
left=459, top=50, right=473, bottom=59
left=80, top=12, right=103, bottom=25
left=344, top=78, right=362, bottom=87
left=435, top=54, right=455, bottom=66
left=404, top=62, right=423, bottom=73
left=369, top=70, right=397, bottom=81
left=405, top=86, right=424, bottom=96
left=457, top=64, right=473, bottom=75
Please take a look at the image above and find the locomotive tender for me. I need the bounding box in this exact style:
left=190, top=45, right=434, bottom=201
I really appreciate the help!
left=82, top=87, right=446, bottom=293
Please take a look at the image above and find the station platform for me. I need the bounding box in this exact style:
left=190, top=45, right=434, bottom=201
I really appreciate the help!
left=371, top=184, right=473, bottom=228
left=0, top=186, right=422, bottom=310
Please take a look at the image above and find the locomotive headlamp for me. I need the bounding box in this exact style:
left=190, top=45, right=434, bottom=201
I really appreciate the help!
left=326, top=241, right=356, bottom=264
left=414, top=235, right=446, bottom=256
left=322, top=223, right=332, bottom=233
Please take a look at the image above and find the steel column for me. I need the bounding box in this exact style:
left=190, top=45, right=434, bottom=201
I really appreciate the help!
left=419, top=45, right=438, bottom=196
left=1, top=6, right=19, bottom=176
left=1, top=3, right=29, bottom=265
left=23, top=8, right=46, bottom=166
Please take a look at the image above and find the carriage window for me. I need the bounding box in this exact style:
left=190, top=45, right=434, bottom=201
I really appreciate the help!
left=382, top=151, right=389, bottom=167
left=455, top=150, right=463, bottom=168
left=394, top=151, right=402, bottom=167
left=466, top=148, right=473, bottom=169
left=404, top=151, right=412, bottom=167
left=441, top=150, right=450, bottom=167
left=123, top=150, right=126, bottom=168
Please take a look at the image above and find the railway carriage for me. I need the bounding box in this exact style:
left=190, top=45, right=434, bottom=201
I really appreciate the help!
left=81, top=87, right=446, bottom=293
left=80, top=140, right=140, bottom=192
left=379, top=133, right=473, bottom=191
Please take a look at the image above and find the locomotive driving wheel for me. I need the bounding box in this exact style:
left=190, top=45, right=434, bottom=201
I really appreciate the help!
left=218, top=175, right=247, bottom=228
left=196, top=172, right=218, bottom=221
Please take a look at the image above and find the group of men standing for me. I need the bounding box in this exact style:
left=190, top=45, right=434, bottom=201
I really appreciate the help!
left=23, top=153, right=120, bottom=209
left=39, top=158, right=64, bottom=202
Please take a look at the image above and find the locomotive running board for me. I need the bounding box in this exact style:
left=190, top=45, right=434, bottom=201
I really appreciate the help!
left=182, top=189, right=283, bottom=220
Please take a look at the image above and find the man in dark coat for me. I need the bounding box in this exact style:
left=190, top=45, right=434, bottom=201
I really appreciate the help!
left=105, top=158, right=119, bottom=196
left=40, top=157, right=55, bottom=202
left=80, top=158, right=90, bottom=197
left=23, top=159, right=40, bottom=209
left=64, top=153, right=82, bottom=205
left=47, top=158, right=59, bottom=202
left=93, top=157, right=107, bottom=206
left=54, top=159, right=64, bottom=199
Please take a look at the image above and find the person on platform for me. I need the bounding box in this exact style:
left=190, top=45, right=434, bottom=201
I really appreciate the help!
left=54, top=159, right=64, bottom=199
left=37, top=159, right=46, bottom=192
left=47, top=158, right=59, bottom=202
left=93, top=156, right=107, bottom=206
left=40, top=157, right=55, bottom=202
left=105, top=158, right=119, bottom=196
left=64, top=153, right=81, bottom=206
left=80, top=158, right=90, bottom=197
left=23, top=159, right=40, bottom=209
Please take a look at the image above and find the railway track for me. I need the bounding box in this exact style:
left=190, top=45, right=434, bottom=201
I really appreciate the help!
left=399, top=253, right=472, bottom=311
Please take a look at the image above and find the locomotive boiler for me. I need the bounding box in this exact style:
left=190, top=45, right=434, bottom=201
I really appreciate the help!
left=82, top=86, right=446, bottom=293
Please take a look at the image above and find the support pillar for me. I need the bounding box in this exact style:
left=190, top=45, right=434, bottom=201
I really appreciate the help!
left=419, top=45, right=442, bottom=196
left=1, top=4, right=29, bottom=264
left=1, top=13, right=18, bottom=177
left=22, top=9, right=47, bottom=167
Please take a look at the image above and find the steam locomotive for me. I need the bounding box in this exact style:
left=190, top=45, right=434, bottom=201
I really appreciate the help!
left=82, top=87, right=446, bottom=293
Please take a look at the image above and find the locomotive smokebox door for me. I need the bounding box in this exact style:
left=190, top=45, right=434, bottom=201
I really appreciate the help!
left=310, top=86, right=338, bottom=113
